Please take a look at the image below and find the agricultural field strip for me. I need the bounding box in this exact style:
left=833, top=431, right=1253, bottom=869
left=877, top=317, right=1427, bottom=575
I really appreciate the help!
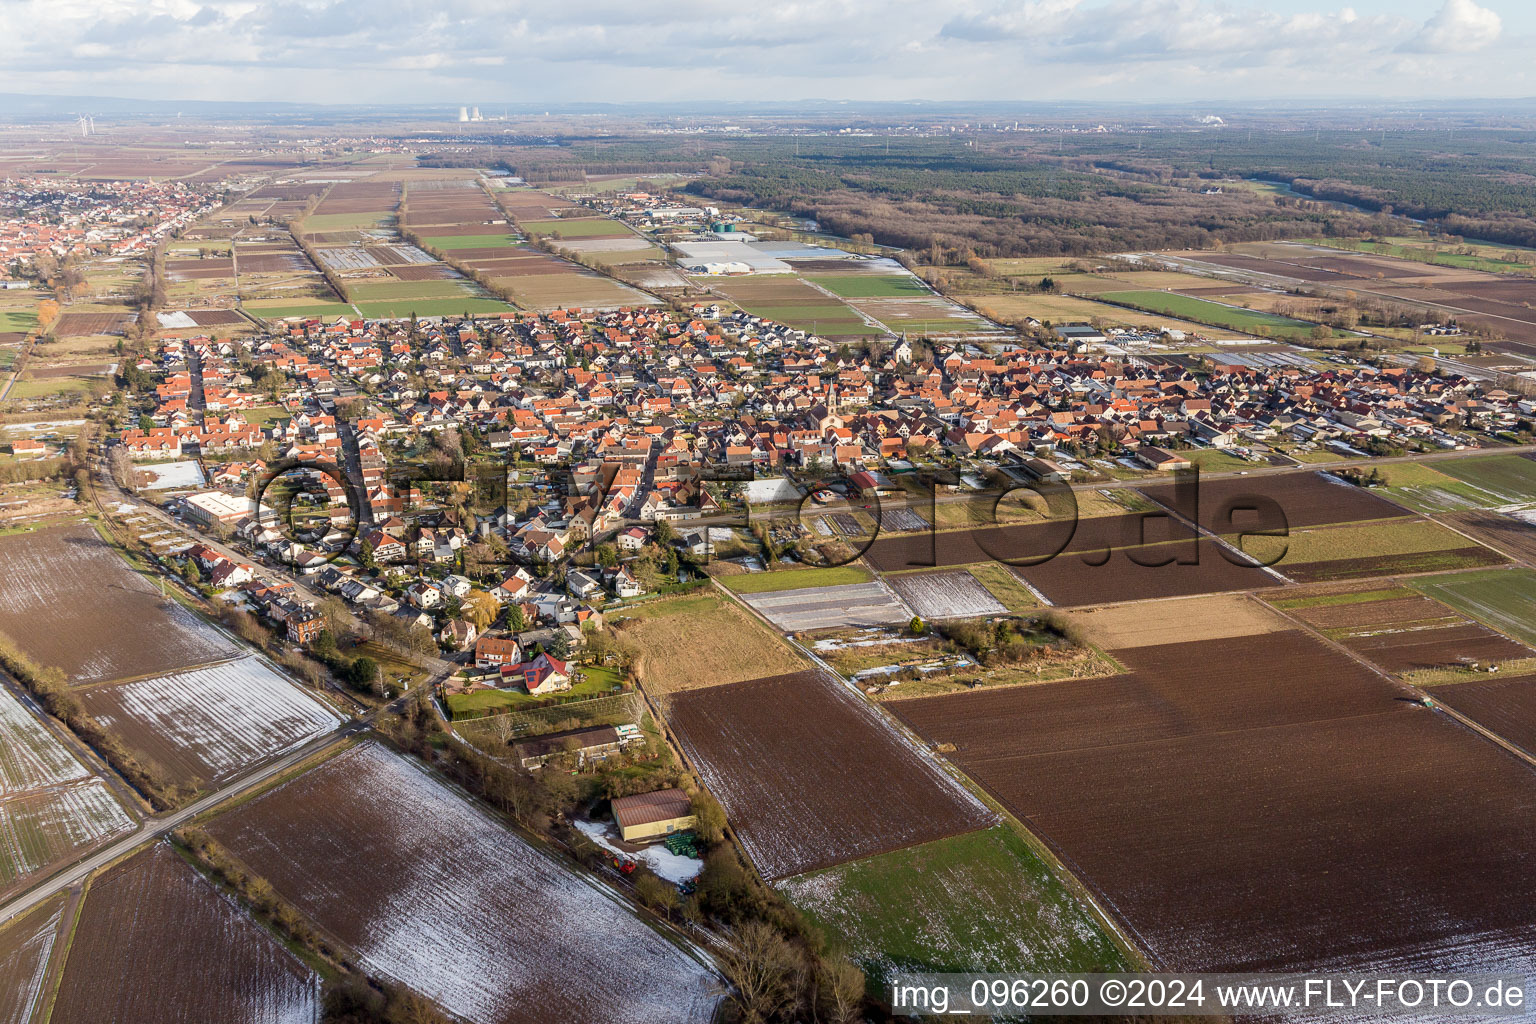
left=0, top=523, right=237, bottom=686
left=665, top=670, right=997, bottom=880
left=0, top=898, right=63, bottom=1024
left=894, top=630, right=1536, bottom=975
left=0, top=684, right=135, bottom=891
left=49, top=843, right=321, bottom=1024
left=739, top=580, right=914, bottom=631
left=80, top=656, right=341, bottom=789
left=206, top=742, right=719, bottom=1024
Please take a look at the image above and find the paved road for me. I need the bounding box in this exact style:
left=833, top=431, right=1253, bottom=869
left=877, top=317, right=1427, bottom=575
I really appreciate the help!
left=0, top=666, right=451, bottom=930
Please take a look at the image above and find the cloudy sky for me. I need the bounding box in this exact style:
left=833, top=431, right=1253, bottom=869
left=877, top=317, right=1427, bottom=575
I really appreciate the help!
left=0, top=0, right=1526, bottom=107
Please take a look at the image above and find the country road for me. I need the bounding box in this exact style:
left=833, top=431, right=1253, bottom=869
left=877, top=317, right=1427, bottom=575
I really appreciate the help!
left=0, top=668, right=449, bottom=929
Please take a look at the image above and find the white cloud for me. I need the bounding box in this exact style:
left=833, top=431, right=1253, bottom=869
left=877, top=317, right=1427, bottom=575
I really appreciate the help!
left=1400, top=0, right=1502, bottom=53
left=0, top=0, right=1522, bottom=104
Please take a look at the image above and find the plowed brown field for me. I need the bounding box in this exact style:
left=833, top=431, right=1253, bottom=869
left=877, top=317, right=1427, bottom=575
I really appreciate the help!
left=894, top=630, right=1536, bottom=973
left=1139, top=470, right=1406, bottom=530
left=51, top=844, right=320, bottom=1024
left=1426, top=675, right=1536, bottom=754
left=666, top=671, right=996, bottom=879
left=0, top=524, right=235, bottom=684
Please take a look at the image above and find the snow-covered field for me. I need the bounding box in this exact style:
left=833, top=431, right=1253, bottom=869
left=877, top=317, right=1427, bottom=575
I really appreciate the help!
left=0, top=686, right=90, bottom=794
left=888, top=570, right=1006, bottom=620
left=0, top=782, right=136, bottom=888
left=135, top=460, right=207, bottom=491
left=0, top=899, right=63, bottom=1024
left=209, top=744, right=720, bottom=1024
left=0, top=686, right=135, bottom=891
left=81, top=657, right=339, bottom=789
left=742, top=580, right=913, bottom=631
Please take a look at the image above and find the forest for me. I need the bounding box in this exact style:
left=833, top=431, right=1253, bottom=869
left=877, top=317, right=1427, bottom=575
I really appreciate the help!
left=478, top=127, right=1536, bottom=256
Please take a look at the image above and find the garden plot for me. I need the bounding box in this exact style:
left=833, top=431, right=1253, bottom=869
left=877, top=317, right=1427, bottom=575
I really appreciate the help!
left=877, top=507, right=928, bottom=532
left=207, top=743, right=719, bottom=1024
left=887, top=571, right=1005, bottom=620
left=78, top=656, right=339, bottom=792
left=666, top=671, right=996, bottom=879
left=741, top=580, right=912, bottom=631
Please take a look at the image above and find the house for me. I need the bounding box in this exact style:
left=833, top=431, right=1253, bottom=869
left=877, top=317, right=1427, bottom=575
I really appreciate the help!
left=287, top=609, right=324, bottom=645
left=616, top=526, right=650, bottom=552
left=565, top=568, right=603, bottom=599
left=440, top=619, right=478, bottom=650
left=606, top=565, right=644, bottom=598
left=611, top=788, right=697, bottom=843
left=9, top=439, right=46, bottom=458
left=502, top=652, right=570, bottom=695
left=474, top=635, right=522, bottom=669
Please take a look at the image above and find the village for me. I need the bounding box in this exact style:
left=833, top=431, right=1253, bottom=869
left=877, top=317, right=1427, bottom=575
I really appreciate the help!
left=86, top=291, right=1527, bottom=721
left=0, top=176, right=223, bottom=274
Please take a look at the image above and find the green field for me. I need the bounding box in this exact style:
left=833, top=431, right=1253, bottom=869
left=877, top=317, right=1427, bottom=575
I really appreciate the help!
left=808, top=275, right=930, bottom=298
left=240, top=405, right=289, bottom=426
left=352, top=297, right=514, bottom=319
left=1239, top=518, right=1490, bottom=568
left=0, top=312, right=38, bottom=332
left=749, top=306, right=884, bottom=335
left=1097, top=290, right=1317, bottom=334
left=1182, top=448, right=1265, bottom=473
left=721, top=565, right=873, bottom=594
left=521, top=218, right=631, bottom=239
left=247, top=302, right=356, bottom=321
left=445, top=666, right=625, bottom=718
left=423, top=233, right=523, bottom=250
left=1302, top=237, right=1533, bottom=275
left=346, top=280, right=474, bottom=301
left=779, top=826, right=1127, bottom=985
left=305, top=211, right=392, bottom=231
left=1380, top=456, right=1536, bottom=513
left=964, top=562, right=1040, bottom=612
left=1410, top=569, right=1536, bottom=647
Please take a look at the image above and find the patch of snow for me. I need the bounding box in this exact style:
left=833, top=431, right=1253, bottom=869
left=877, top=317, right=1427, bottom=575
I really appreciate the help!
left=574, top=819, right=702, bottom=884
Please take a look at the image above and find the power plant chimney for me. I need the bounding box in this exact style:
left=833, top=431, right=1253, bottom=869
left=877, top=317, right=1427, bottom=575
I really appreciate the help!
left=458, top=106, right=469, bottom=122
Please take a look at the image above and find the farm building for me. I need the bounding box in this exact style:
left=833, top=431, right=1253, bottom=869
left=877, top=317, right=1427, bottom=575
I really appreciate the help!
left=513, top=724, right=626, bottom=769
left=612, top=788, right=697, bottom=843
left=1054, top=322, right=1107, bottom=346
left=1136, top=446, right=1193, bottom=472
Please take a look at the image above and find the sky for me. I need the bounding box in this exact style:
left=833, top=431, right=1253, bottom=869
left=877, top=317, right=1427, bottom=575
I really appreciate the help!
left=0, top=0, right=1529, bottom=108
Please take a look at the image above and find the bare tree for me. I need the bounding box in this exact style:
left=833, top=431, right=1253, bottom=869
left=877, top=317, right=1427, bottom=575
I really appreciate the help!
left=722, top=921, right=804, bottom=1024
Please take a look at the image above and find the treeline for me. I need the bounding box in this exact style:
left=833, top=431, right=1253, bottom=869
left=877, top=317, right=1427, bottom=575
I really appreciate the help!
left=684, top=145, right=1370, bottom=256
left=174, top=826, right=453, bottom=1024
left=0, top=457, right=71, bottom=484
left=1047, top=128, right=1536, bottom=249
left=378, top=694, right=867, bottom=1023
left=0, top=629, right=189, bottom=810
